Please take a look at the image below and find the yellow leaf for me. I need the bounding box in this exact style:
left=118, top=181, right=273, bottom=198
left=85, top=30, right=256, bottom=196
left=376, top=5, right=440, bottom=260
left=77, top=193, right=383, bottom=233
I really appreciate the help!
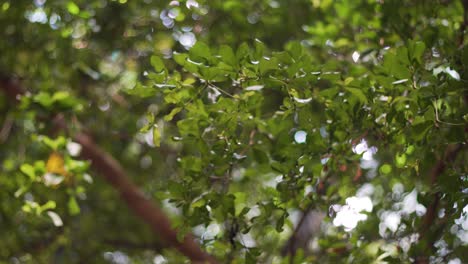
left=46, top=152, right=67, bottom=176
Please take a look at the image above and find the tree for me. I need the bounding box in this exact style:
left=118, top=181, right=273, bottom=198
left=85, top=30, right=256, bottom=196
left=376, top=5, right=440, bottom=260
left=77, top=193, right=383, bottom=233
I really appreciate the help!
left=0, top=0, right=467, bottom=263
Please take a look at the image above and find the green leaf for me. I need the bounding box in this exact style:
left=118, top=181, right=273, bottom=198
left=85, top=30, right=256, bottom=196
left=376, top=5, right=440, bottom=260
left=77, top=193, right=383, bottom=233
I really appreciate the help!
left=20, top=164, right=36, bottom=180
left=199, top=66, right=226, bottom=81
left=67, top=1, right=80, bottom=15
left=252, top=148, right=269, bottom=163
left=221, top=194, right=236, bottom=216
left=345, top=87, right=368, bottom=104
left=238, top=207, right=250, bottom=217
left=320, top=87, right=339, bottom=98
left=379, top=164, right=392, bottom=174
left=408, top=40, right=426, bottom=64
left=68, top=197, right=80, bottom=215
left=34, top=92, right=54, bottom=108
left=177, top=118, right=199, bottom=137
left=253, top=39, right=265, bottom=60
left=52, top=91, right=70, bottom=102
left=395, top=153, right=407, bottom=168
left=219, top=45, right=236, bottom=66
left=176, top=225, right=189, bottom=243
left=41, top=136, right=67, bottom=150
left=259, top=57, right=278, bottom=75
left=124, top=83, right=158, bottom=98
left=236, top=42, right=250, bottom=60
left=147, top=72, right=166, bottom=83
left=173, top=52, right=199, bottom=73
left=150, top=55, right=166, bottom=73
left=271, top=161, right=287, bottom=173
left=406, top=145, right=415, bottom=155
left=164, top=89, right=191, bottom=104
left=272, top=51, right=293, bottom=64
left=395, top=46, right=410, bottom=66
left=173, top=52, right=188, bottom=66
left=146, top=112, right=155, bottom=123
left=411, top=121, right=432, bottom=141
left=152, top=125, right=161, bottom=147
left=276, top=213, right=287, bottom=232
left=382, top=52, right=411, bottom=79
left=286, top=41, right=303, bottom=59
left=190, top=41, right=211, bottom=60
left=41, top=200, right=57, bottom=211
left=181, top=156, right=203, bottom=172
left=164, top=107, right=182, bottom=121
left=14, top=186, right=29, bottom=198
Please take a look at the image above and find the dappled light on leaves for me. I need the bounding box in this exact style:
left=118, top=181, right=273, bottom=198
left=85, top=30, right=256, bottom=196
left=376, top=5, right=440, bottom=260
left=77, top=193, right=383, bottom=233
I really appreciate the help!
left=0, top=0, right=467, bottom=263
left=294, top=130, right=307, bottom=144
left=331, top=196, right=373, bottom=231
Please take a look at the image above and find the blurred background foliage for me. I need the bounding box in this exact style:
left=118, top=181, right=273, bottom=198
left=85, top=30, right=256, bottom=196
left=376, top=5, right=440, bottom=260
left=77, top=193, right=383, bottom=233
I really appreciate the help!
left=0, top=0, right=467, bottom=263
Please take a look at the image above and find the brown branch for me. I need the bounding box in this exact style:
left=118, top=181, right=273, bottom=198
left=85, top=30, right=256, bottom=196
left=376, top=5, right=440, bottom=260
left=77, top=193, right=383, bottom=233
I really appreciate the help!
left=74, top=133, right=217, bottom=263
left=416, top=3, right=467, bottom=260
left=238, top=129, right=257, bottom=156
left=103, top=239, right=165, bottom=251
left=281, top=176, right=328, bottom=258
left=350, top=130, right=368, bottom=146
left=419, top=144, right=464, bottom=236
left=0, top=76, right=24, bottom=103
left=415, top=144, right=464, bottom=264
left=459, top=0, right=468, bottom=47
left=0, top=76, right=218, bottom=264
left=352, top=163, right=363, bottom=182
left=282, top=132, right=368, bottom=258
left=281, top=208, right=325, bottom=258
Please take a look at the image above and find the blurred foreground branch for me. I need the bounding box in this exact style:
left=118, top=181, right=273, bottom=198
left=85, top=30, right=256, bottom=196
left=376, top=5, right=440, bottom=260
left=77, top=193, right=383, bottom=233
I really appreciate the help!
left=0, top=76, right=218, bottom=264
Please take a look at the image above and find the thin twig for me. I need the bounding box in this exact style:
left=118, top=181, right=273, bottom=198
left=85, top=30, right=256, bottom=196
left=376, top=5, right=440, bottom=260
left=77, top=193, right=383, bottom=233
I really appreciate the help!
left=208, top=83, right=235, bottom=98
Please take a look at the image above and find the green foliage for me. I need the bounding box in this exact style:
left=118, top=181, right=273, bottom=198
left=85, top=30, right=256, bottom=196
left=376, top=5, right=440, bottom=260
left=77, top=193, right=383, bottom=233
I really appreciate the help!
left=0, top=0, right=467, bottom=263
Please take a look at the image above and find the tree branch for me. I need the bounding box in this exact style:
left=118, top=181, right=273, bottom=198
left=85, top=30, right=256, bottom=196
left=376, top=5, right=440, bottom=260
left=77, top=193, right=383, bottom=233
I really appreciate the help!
left=282, top=133, right=368, bottom=258
left=0, top=76, right=23, bottom=104
left=102, top=239, right=165, bottom=251
left=0, top=76, right=218, bottom=264
left=74, top=133, right=217, bottom=263
left=281, top=176, right=328, bottom=258
left=415, top=144, right=464, bottom=264
left=459, top=0, right=468, bottom=47
left=419, top=144, right=464, bottom=236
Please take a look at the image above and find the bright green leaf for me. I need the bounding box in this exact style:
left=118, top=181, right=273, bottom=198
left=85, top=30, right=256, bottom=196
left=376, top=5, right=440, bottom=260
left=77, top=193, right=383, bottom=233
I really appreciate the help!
left=152, top=125, right=161, bottom=147
left=379, top=164, right=392, bottom=174
left=67, top=1, right=80, bottom=15
left=68, top=197, right=80, bottom=215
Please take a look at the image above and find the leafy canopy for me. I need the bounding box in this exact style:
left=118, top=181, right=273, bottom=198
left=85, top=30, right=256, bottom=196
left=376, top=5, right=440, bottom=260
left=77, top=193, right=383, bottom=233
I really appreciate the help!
left=0, top=0, right=467, bottom=263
